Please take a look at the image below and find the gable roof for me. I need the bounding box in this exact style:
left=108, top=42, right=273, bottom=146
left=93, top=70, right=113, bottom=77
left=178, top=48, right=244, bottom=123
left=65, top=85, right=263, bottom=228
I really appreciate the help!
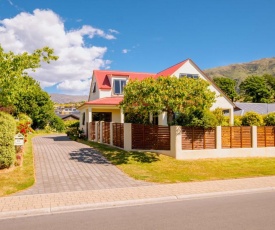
left=93, top=70, right=155, bottom=90
left=155, top=59, right=188, bottom=77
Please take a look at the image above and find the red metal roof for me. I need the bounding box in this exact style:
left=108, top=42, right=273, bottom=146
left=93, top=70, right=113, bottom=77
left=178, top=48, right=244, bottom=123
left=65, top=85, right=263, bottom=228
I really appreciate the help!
left=155, top=59, right=188, bottom=77
left=94, top=70, right=155, bottom=90
left=84, top=97, right=123, bottom=106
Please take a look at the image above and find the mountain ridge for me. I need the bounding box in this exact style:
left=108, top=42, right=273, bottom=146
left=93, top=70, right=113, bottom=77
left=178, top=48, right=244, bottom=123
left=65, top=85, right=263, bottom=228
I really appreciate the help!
left=50, top=93, right=88, bottom=103
left=204, top=57, right=275, bottom=81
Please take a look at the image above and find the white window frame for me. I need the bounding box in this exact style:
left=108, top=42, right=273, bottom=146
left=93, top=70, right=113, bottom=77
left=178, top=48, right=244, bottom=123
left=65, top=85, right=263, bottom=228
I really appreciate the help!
left=113, top=78, right=127, bottom=95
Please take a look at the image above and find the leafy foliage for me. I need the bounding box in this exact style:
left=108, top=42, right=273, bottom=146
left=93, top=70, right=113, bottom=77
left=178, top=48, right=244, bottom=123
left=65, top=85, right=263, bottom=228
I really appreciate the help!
left=0, top=45, right=58, bottom=129
left=264, top=112, right=275, bottom=126
left=213, top=77, right=238, bottom=101
left=239, top=76, right=273, bottom=103
left=241, top=111, right=264, bottom=126
left=120, top=76, right=216, bottom=125
left=0, top=112, right=16, bottom=169
left=47, top=115, right=65, bottom=132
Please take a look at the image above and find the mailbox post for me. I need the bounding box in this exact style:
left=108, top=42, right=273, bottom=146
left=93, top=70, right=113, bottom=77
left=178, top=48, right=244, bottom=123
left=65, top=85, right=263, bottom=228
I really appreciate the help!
left=14, top=133, right=24, bottom=146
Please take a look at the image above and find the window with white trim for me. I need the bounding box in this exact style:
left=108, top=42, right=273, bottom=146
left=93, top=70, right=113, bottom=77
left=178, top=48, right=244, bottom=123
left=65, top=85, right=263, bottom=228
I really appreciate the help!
left=179, top=73, right=199, bottom=79
left=113, top=79, right=126, bottom=95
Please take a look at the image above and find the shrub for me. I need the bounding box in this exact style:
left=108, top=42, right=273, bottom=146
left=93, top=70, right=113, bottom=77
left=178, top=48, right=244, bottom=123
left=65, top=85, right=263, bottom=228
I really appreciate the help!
left=0, top=112, right=16, bottom=169
left=241, top=111, right=263, bottom=126
left=177, top=110, right=218, bottom=128
left=212, top=108, right=229, bottom=126
left=234, top=116, right=242, bottom=126
left=48, top=115, right=65, bottom=132
left=64, top=120, right=79, bottom=129
left=264, top=112, right=275, bottom=126
left=18, top=113, right=33, bottom=125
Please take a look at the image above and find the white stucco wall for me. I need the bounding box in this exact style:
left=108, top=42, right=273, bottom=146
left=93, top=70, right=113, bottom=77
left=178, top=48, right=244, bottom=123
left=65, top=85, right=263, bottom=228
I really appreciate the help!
left=171, top=60, right=234, bottom=112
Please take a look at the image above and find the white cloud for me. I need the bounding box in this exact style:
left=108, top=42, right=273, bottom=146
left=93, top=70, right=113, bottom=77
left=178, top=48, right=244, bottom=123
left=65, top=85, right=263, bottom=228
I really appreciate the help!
left=122, top=49, right=130, bottom=54
left=0, top=9, right=116, bottom=95
left=57, top=79, right=91, bottom=95
left=109, top=29, right=119, bottom=34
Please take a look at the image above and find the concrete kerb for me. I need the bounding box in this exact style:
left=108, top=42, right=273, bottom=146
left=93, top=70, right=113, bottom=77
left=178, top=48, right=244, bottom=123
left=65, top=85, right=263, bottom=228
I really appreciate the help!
left=1, top=187, right=275, bottom=220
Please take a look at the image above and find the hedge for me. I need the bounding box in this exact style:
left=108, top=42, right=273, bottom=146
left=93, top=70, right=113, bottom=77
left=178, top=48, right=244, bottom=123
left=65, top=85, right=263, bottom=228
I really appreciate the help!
left=0, top=112, right=16, bottom=169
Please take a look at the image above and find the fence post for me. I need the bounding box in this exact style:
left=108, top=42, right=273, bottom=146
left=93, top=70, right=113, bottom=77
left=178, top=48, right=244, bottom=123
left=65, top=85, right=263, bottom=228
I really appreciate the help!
left=216, top=126, right=222, bottom=149
left=124, top=123, right=132, bottom=151
left=100, top=121, right=104, bottom=143
left=252, top=126, right=257, bottom=148
left=95, top=121, right=99, bottom=141
left=88, top=122, right=92, bottom=141
left=110, top=122, right=113, bottom=146
left=170, top=126, right=182, bottom=159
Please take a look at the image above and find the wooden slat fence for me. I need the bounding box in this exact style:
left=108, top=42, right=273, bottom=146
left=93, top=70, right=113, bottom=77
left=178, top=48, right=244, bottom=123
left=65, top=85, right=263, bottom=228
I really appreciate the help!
left=102, top=122, right=111, bottom=144
left=222, top=126, right=252, bottom=148
left=257, top=126, right=275, bottom=147
left=113, top=123, right=124, bottom=148
left=182, top=127, right=216, bottom=150
left=90, top=121, right=96, bottom=140
left=132, top=124, right=170, bottom=150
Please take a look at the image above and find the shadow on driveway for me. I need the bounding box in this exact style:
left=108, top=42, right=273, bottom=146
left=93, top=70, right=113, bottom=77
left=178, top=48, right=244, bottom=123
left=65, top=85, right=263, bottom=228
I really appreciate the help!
left=69, top=148, right=111, bottom=165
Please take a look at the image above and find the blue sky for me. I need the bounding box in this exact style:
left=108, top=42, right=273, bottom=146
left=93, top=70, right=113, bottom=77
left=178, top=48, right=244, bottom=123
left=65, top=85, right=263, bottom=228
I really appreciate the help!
left=0, top=0, right=274, bottom=94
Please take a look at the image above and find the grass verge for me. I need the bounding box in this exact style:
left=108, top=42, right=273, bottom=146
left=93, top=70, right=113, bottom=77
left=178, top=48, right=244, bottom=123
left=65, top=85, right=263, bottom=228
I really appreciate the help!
left=78, top=139, right=275, bottom=183
left=0, top=131, right=59, bottom=197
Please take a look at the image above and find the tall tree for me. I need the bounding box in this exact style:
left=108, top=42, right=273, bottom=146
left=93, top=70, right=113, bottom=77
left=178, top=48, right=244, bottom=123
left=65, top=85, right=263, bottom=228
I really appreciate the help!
left=0, top=46, right=58, bottom=128
left=213, top=77, right=238, bottom=101
left=120, top=76, right=216, bottom=124
left=239, top=75, right=273, bottom=103
left=0, top=46, right=58, bottom=108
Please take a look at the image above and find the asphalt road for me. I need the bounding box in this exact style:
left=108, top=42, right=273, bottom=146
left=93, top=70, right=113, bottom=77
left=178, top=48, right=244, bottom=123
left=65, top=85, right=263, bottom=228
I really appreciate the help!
left=1, top=191, right=275, bottom=230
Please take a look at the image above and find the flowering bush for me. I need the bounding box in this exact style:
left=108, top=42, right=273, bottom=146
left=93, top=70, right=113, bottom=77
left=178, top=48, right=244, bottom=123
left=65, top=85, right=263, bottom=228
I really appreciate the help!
left=16, top=121, right=34, bottom=142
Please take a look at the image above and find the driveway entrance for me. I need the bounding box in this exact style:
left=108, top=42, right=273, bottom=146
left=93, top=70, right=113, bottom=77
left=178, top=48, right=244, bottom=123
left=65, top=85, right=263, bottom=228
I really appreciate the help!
left=16, top=135, right=151, bottom=195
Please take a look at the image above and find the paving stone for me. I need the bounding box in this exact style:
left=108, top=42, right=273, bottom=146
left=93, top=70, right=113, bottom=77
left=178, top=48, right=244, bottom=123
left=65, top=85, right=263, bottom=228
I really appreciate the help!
left=15, top=134, right=151, bottom=196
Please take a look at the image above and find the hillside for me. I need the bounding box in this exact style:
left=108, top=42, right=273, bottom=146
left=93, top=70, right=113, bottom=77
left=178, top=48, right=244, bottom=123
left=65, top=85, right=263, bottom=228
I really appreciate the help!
left=204, top=57, right=275, bottom=82
left=50, top=93, right=88, bottom=103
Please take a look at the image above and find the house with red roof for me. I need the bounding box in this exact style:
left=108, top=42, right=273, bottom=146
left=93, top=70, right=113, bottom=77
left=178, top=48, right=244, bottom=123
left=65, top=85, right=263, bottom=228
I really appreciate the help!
left=78, top=59, right=235, bottom=136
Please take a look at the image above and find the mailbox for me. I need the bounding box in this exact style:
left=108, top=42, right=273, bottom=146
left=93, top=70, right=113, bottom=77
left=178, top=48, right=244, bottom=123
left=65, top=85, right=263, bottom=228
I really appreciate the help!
left=14, top=133, right=25, bottom=146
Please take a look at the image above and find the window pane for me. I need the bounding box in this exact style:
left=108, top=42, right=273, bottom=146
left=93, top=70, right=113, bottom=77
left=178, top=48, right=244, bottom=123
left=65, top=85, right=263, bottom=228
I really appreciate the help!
left=121, top=80, right=126, bottom=93
left=114, top=80, right=120, bottom=94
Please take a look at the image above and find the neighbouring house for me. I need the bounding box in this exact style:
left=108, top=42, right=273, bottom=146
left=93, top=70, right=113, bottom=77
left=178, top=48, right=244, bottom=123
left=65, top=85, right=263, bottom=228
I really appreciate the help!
left=233, top=102, right=275, bottom=116
left=58, top=114, right=80, bottom=121
left=78, top=59, right=235, bottom=136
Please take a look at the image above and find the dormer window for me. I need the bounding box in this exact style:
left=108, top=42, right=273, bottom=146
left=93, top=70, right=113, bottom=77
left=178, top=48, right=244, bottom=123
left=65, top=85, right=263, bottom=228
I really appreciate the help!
left=113, top=79, right=126, bottom=95
left=179, top=73, right=199, bottom=79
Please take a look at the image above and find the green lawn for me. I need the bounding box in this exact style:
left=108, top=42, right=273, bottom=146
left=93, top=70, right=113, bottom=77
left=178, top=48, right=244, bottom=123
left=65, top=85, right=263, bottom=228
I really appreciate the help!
left=79, top=139, right=275, bottom=183
left=0, top=133, right=36, bottom=197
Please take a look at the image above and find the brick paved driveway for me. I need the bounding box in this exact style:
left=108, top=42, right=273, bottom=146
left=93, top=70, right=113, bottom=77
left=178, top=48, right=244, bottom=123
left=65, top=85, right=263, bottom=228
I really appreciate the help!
left=16, top=135, right=150, bottom=195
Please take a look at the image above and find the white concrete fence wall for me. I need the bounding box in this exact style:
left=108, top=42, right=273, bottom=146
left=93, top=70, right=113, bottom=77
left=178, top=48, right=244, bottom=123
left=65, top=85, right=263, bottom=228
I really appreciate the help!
left=89, top=122, right=275, bottom=160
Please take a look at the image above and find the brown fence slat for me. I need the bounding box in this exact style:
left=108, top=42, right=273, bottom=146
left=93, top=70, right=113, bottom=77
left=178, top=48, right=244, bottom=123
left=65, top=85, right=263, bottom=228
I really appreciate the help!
left=113, top=123, right=124, bottom=148
left=182, top=127, right=216, bottom=150
left=90, top=121, right=96, bottom=140
left=102, top=122, right=110, bottom=144
left=222, top=126, right=252, bottom=149
left=132, top=124, right=170, bottom=150
left=257, top=126, right=275, bottom=147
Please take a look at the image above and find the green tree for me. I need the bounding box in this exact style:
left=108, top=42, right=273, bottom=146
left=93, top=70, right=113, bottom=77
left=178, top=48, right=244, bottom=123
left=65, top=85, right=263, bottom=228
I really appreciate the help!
left=0, top=46, right=58, bottom=108
left=263, top=74, right=275, bottom=93
left=213, top=77, right=238, bottom=101
left=13, top=76, right=55, bottom=129
left=120, top=76, right=216, bottom=125
left=239, top=76, right=273, bottom=103
left=0, top=46, right=58, bottom=129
